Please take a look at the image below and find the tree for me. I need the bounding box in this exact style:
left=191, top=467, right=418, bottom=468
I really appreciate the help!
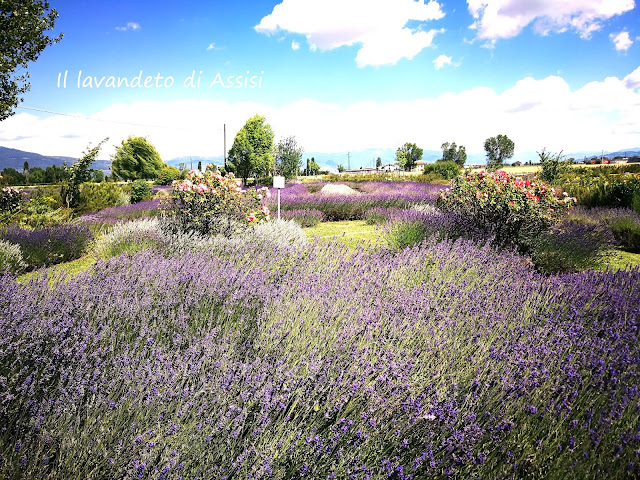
left=274, top=136, right=303, bottom=179
left=44, top=164, right=65, bottom=184
left=29, top=166, right=45, bottom=184
left=395, top=142, right=423, bottom=171
left=484, top=134, right=515, bottom=171
left=376, top=157, right=382, bottom=169
left=111, top=136, right=164, bottom=181
left=1, top=0, right=63, bottom=120
left=441, top=142, right=467, bottom=167
left=538, top=148, right=567, bottom=183
left=91, top=169, right=104, bottom=183
left=307, top=158, right=321, bottom=176
left=197, top=160, right=202, bottom=171
left=62, top=138, right=107, bottom=208
left=0, top=167, right=25, bottom=185
left=23, top=161, right=29, bottom=184
left=227, top=114, right=274, bottom=185
left=337, top=164, right=345, bottom=173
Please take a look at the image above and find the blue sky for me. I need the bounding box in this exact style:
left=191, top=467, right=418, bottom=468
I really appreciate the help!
left=1, top=0, right=639, bottom=166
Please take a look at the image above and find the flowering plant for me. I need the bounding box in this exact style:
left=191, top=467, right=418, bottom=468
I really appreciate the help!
left=164, top=170, right=270, bottom=236
left=437, top=170, right=576, bottom=250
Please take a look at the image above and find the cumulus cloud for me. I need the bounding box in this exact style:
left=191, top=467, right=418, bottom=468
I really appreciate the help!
left=433, top=54, right=452, bottom=69
left=610, top=31, right=633, bottom=51
left=2, top=67, right=639, bottom=160
left=255, top=0, right=445, bottom=67
left=291, top=40, right=300, bottom=50
left=468, top=0, right=635, bottom=41
left=115, top=22, right=141, bottom=32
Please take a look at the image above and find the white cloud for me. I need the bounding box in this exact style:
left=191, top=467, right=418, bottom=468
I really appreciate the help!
left=433, top=54, right=452, bottom=69
left=610, top=31, right=633, bottom=51
left=206, top=43, right=217, bottom=51
left=468, top=0, right=635, bottom=41
left=291, top=40, right=300, bottom=50
left=1, top=67, right=639, bottom=160
left=115, top=22, right=141, bottom=32
left=255, top=0, right=445, bottom=67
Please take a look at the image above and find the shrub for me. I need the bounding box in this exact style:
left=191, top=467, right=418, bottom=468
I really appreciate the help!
left=423, top=160, right=462, bottom=180
left=0, top=223, right=94, bottom=269
left=529, top=220, right=613, bottom=273
left=0, top=239, right=26, bottom=274
left=76, top=199, right=162, bottom=228
left=94, top=218, right=164, bottom=259
left=164, top=170, right=270, bottom=236
left=437, top=170, right=575, bottom=251
left=155, top=165, right=182, bottom=185
left=77, top=182, right=125, bottom=213
left=0, top=186, right=24, bottom=224
left=281, top=209, right=325, bottom=227
left=130, top=179, right=152, bottom=204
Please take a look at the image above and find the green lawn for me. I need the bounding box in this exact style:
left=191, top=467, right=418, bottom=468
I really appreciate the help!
left=602, top=249, right=640, bottom=271
left=303, top=220, right=384, bottom=249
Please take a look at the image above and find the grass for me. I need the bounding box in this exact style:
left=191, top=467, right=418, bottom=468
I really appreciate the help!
left=601, top=249, right=640, bottom=271
left=303, top=220, right=384, bottom=248
left=17, top=254, right=96, bottom=284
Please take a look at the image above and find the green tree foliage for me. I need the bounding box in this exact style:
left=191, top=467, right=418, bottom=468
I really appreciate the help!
left=23, top=161, right=29, bottom=184
left=441, top=142, right=467, bottom=167
left=275, top=136, right=303, bottom=179
left=227, top=114, right=274, bottom=185
left=111, top=136, right=164, bottom=181
left=0, top=0, right=62, bottom=120
left=423, top=160, right=461, bottom=180
left=29, top=166, right=45, bottom=184
left=307, top=158, right=321, bottom=176
left=156, top=165, right=182, bottom=185
left=337, top=164, right=345, bottom=173
left=0, top=167, right=25, bottom=185
left=537, top=148, right=569, bottom=183
left=376, top=157, right=382, bottom=168
left=395, top=142, right=423, bottom=171
left=91, top=169, right=104, bottom=183
left=44, top=164, right=65, bottom=184
left=130, top=179, right=151, bottom=204
left=484, top=134, right=515, bottom=171
left=61, top=138, right=107, bottom=208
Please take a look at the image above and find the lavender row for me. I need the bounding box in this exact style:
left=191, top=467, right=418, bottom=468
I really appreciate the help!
left=1, top=237, right=638, bottom=478
left=267, top=182, right=443, bottom=221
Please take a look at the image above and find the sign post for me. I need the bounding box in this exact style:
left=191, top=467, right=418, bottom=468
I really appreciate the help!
left=273, top=176, right=285, bottom=220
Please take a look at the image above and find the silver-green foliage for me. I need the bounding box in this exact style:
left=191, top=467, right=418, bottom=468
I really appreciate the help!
left=0, top=239, right=26, bottom=274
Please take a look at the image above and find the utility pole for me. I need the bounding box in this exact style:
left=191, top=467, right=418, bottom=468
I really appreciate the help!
left=190, top=157, right=193, bottom=170
left=347, top=151, right=351, bottom=170
left=223, top=124, right=227, bottom=169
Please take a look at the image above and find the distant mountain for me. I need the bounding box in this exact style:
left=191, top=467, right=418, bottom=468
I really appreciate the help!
left=0, top=146, right=111, bottom=171
left=166, top=156, right=225, bottom=169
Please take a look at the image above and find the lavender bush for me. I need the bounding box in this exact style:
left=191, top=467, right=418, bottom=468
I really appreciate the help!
left=528, top=219, right=615, bottom=273
left=76, top=199, right=162, bottom=228
left=281, top=209, right=325, bottom=227
left=1, top=238, right=638, bottom=478
left=0, top=223, right=94, bottom=269
left=569, top=207, right=640, bottom=252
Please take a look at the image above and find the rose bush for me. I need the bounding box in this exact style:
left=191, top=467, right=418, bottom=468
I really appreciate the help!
left=0, top=187, right=23, bottom=224
left=437, top=170, right=576, bottom=251
left=163, top=170, right=270, bottom=236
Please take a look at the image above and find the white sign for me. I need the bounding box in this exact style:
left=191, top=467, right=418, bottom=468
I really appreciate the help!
left=273, top=176, right=285, bottom=189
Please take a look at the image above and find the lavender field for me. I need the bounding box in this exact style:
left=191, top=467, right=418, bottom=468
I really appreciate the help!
left=2, top=231, right=640, bottom=478
left=1, top=179, right=640, bottom=479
